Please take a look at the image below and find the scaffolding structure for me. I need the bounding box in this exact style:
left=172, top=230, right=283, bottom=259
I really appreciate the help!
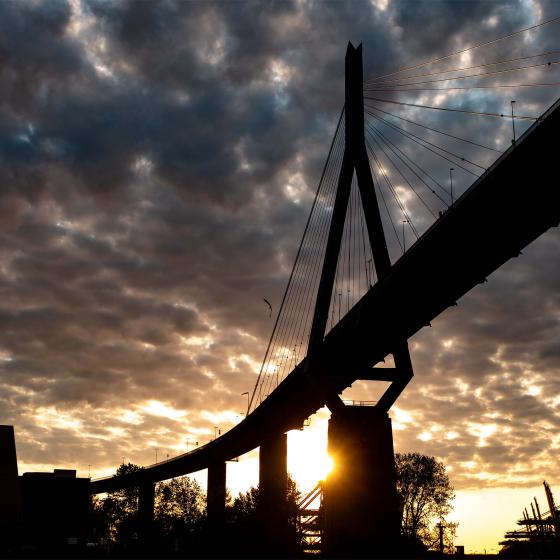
left=500, top=481, right=560, bottom=557
left=295, top=482, right=324, bottom=555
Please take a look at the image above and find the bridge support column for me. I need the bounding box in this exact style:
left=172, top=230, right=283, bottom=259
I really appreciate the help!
left=207, top=462, right=226, bottom=529
left=323, top=406, right=400, bottom=557
left=138, top=481, right=155, bottom=546
left=259, top=432, right=288, bottom=552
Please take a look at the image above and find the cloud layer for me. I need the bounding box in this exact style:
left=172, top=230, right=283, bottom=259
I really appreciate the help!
left=1, top=0, right=559, bottom=491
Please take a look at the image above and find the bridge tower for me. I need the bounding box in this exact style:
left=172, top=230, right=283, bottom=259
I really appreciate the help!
left=305, top=43, right=415, bottom=557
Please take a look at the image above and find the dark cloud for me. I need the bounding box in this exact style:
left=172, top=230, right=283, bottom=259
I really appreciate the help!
left=0, top=0, right=559, bottom=493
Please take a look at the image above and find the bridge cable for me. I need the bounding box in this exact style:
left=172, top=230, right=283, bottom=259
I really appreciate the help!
left=327, top=139, right=348, bottom=335
left=355, top=182, right=361, bottom=298
left=365, top=81, right=560, bottom=93
left=329, top=251, right=341, bottom=331
left=365, top=14, right=560, bottom=83
left=347, top=175, right=353, bottom=313
left=364, top=105, right=501, bottom=153
left=292, top=125, right=346, bottom=351
left=366, top=137, right=418, bottom=241
left=365, top=107, right=486, bottom=171
left=365, top=107, right=483, bottom=176
left=359, top=190, right=374, bottom=287
left=259, top=122, right=345, bottom=399
left=364, top=132, right=422, bottom=239
left=262, top=111, right=348, bottom=398
left=249, top=108, right=344, bottom=411
left=364, top=118, right=451, bottom=204
left=364, top=122, right=439, bottom=217
left=285, top=129, right=340, bottom=360
left=366, top=140, right=404, bottom=253
left=367, top=50, right=560, bottom=85
left=353, top=179, right=361, bottom=308
left=365, top=59, right=560, bottom=88
left=364, top=96, right=537, bottom=120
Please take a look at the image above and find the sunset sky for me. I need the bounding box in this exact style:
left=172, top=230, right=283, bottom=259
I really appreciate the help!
left=2, top=0, right=560, bottom=553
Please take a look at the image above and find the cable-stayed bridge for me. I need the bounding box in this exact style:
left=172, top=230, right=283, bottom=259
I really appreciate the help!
left=91, top=19, right=560, bottom=555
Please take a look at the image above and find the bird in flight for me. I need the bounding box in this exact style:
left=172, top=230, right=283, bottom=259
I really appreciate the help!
left=263, top=298, right=272, bottom=317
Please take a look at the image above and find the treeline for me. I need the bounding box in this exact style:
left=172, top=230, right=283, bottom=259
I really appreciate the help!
left=90, top=463, right=302, bottom=556
left=89, top=453, right=456, bottom=556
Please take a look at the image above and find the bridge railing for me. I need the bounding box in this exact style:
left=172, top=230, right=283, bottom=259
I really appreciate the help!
left=342, top=399, right=377, bottom=407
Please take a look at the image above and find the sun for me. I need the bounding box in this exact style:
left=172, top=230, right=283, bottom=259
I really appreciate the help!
left=287, top=414, right=334, bottom=491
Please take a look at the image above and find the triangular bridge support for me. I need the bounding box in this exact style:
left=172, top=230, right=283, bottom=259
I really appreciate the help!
left=306, top=42, right=414, bottom=414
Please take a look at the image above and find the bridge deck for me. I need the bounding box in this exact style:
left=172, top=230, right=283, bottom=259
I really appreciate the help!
left=92, top=97, right=560, bottom=494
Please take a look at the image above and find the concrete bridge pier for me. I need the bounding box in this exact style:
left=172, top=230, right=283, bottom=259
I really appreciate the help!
left=259, top=432, right=288, bottom=552
left=323, top=406, right=400, bottom=557
left=138, top=481, right=155, bottom=546
left=207, top=461, right=227, bottom=528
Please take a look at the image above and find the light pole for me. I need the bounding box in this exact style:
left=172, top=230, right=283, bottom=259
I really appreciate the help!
left=511, top=100, right=516, bottom=144
left=214, top=426, right=221, bottom=440
left=401, top=219, right=409, bottom=253
left=88, top=464, right=91, bottom=478
left=242, top=391, right=249, bottom=416
left=155, top=448, right=159, bottom=464
left=449, top=168, right=455, bottom=206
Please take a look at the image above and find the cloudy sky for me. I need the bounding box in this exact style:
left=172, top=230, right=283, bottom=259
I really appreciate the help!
left=1, top=0, right=560, bottom=552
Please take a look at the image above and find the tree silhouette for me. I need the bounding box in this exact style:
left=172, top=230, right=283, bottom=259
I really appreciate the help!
left=92, top=462, right=142, bottom=543
left=228, top=476, right=300, bottom=524
left=155, top=475, right=206, bottom=534
left=395, top=452, right=455, bottom=548
left=92, top=465, right=207, bottom=551
left=224, top=476, right=302, bottom=556
left=228, top=485, right=259, bottom=523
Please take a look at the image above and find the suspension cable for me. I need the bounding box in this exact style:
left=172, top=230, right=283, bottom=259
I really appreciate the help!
left=368, top=49, right=560, bottom=85
left=249, top=108, right=344, bottom=412
left=366, top=81, right=560, bottom=92
left=366, top=137, right=420, bottom=239
left=365, top=108, right=484, bottom=174
left=364, top=96, right=537, bottom=120
left=365, top=105, right=501, bottom=152
left=365, top=14, right=560, bottom=82
left=365, top=58, right=560, bottom=88
left=365, top=120, right=450, bottom=207
left=366, top=140, right=403, bottom=253
left=364, top=124, right=438, bottom=218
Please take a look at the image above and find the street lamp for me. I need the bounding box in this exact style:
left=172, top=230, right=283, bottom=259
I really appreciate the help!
left=401, top=219, right=409, bottom=253
left=511, top=100, right=517, bottom=144
left=449, top=168, right=455, bottom=206
left=214, top=426, right=221, bottom=440
left=242, top=391, right=249, bottom=416
left=155, top=448, right=159, bottom=464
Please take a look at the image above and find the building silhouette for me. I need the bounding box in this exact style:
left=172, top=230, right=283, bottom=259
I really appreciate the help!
left=0, top=425, right=89, bottom=554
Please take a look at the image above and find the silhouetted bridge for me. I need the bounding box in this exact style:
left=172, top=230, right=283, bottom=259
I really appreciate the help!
left=91, top=40, right=560, bottom=555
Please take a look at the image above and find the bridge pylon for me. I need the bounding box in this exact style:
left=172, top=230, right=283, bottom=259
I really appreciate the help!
left=309, top=42, right=415, bottom=557
left=306, top=42, right=414, bottom=412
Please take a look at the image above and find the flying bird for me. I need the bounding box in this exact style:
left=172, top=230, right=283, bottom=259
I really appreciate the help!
left=263, top=298, right=272, bottom=317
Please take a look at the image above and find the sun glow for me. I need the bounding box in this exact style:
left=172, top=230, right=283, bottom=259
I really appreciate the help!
left=287, top=409, right=334, bottom=491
